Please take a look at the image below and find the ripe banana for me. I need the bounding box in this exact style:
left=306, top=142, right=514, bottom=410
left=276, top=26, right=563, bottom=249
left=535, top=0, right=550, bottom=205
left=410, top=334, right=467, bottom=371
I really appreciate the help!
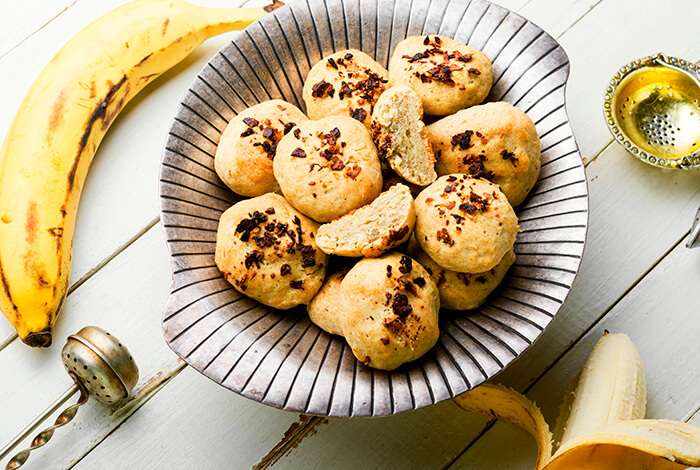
left=0, top=0, right=281, bottom=347
left=454, top=333, right=700, bottom=469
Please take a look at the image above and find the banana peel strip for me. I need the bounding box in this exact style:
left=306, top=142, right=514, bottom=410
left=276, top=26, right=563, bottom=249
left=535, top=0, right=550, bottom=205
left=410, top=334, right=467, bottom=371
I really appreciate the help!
left=454, top=387, right=700, bottom=469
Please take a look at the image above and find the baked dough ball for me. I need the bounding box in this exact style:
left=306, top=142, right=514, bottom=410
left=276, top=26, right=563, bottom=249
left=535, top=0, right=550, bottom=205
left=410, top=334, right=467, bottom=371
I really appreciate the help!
left=388, top=35, right=492, bottom=116
left=215, top=100, right=307, bottom=197
left=427, top=102, right=541, bottom=206
left=315, top=184, right=415, bottom=257
left=370, top=85, right=437, bottom=186
left=273, top=115, right=383, bottom=223
left=307, top=267, right=351, bottom=336
left=414, top=174, right=518, bottom=273
left=215, top=193, right=328, bottom=309
left=302, top=49, right=389, bottom=128
left=340, top=252, right=440, bottom=370
left=409, top=237, right=515, bottom=310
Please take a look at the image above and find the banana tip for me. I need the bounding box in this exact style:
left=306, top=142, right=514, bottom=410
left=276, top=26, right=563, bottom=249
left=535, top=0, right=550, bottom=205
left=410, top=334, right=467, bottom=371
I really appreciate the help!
left=23, top=329, right=52, bottom=348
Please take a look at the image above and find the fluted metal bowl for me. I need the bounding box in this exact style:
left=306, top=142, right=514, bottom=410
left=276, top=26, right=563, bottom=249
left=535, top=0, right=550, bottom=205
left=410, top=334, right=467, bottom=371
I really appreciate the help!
left=159, top=0, right=588, bottom=417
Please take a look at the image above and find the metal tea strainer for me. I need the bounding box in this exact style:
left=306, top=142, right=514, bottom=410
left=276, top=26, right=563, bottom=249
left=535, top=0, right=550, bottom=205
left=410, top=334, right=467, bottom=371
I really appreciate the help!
left=0, top=326, right=139, bottom=469
left=604, top=52, right=700, bottom=170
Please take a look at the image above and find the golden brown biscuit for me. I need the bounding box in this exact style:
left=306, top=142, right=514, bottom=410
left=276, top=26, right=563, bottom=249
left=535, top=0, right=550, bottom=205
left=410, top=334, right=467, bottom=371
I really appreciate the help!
left=302, top=49, right=389, bottom=128
left=215, top=193, right=328, bottom=309
left=370, top=85, right=437, bottom=186
left=306, top=267, right=351, bottom=336
left=427, top=101, right=541, bottom=206
left=414, top=174, right=518, bottom=273
left=388, top=35, right=492, bottom=116
left=273, top=115, right=383, bottom=223
left=315, top=184, right=415, bottom=257
left=214, top=100, right=307, bottom=197
left=409, top=237, right=515, bottom=310
left=340, top=252, right=440, bottom=370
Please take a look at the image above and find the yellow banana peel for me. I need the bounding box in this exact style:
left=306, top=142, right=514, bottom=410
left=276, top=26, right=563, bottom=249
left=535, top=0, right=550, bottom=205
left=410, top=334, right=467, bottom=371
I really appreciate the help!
left=454, top=333, right=700, bottom=469
left=0, top=0, right=282, bottom=347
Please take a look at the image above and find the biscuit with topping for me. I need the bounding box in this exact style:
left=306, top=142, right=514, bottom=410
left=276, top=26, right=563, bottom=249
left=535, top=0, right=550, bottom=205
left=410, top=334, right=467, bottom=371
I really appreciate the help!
left=273, top=115, right=383, bottom=223
left=340, top=252, right=440, bottom=370
left=215, top=193, right=328, bottom=309
left=388, top=35, right=492, bottom=116
left=215, top=100, right=307, bottom=197
left=414, top=174, right=518, bottom=273
left=427, top=101, right=540, bottom=206
left=302, top=49, right=389, bottom=128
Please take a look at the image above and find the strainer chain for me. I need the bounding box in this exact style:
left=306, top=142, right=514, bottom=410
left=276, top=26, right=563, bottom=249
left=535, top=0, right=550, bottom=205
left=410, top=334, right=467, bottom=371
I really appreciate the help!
left=4, top=382, right=89, bottom=470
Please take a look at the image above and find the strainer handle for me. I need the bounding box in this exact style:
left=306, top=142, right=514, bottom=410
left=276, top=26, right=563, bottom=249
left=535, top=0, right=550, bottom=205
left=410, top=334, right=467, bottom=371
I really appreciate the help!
left=1, top=381, right=88, bottom=470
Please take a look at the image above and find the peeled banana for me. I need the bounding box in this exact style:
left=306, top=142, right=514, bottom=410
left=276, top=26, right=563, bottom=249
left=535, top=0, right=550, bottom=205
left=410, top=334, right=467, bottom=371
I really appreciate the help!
left=454, top=333, right=700, bottom=469
left=0, top=0, right=280, bottom=347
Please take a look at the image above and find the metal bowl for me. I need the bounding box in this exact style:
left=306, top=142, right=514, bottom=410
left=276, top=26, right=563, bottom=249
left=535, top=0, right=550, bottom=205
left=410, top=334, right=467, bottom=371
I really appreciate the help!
left=604, top=53, right=700, bottom=169
left=159, top=0, right=588, bottom=417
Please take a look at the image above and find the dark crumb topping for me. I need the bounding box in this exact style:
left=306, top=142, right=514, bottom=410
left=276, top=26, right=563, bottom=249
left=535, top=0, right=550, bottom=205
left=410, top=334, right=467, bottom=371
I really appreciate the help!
left=384, top=292, right=392, bottom=305
left=386, top=265, right=393, bottom=278
left=240, top=128, right=255, bottom=138
left=380, top=337, right=390, bottom=345
left=280, top=264, right=292, bottom=276
left=327, top=57, right=338, bottom=69
left=345, top=52, right=353, bottom=60
left=311, top=80, right=335, bottom=98
left=235, top=211, right=268, bottom=241
left=243, top=117, right=259, bottom=127
left=293, top=128, right=301, bottom=139
left=444, top=182, right=458, bottom=193
left=244, top=250, right=264, bottom=269
left=446, top=175, right=458, bottom=182
left=265, top=207, right=275, bottom=215
left=461, top=153, right=495, bottom=180
left=398, top=255, right=413, bottom=274
left=300, top=245, right=317, bottom=267
left=262, top=127, right=275, bottom=139
left=451, top=130, right=474, bottom=150
left=290, top=280, right=304, bottom=289
left=378, top=134, right=393, bottom=163
left=457, top=272, right=470, bottom=287
left=436, top=228, right=454, bottom=246
left=387, top=225, right=410, bottom=244
left=330, top=156, right=345, bottom=170
left=458, top=191, right=490, bottom=214
left=500, top=149, right=518, bottom=166
left=283, top=122, right=296, bottom=135
left=350, top=107, right=367, bottom=123
left=467, top=68, right=481, bottom=75
left=476, top=276, right=487, bottom=284
left=339, top=81, right=353, bottom=100
left=291, top=148, right=307, bottom=158
left=346, top=165, right=362, bottom=179
left=413, top=277, right=426, bottom=287
left=391, top=292, right=413, bottom=318
left=436, top=271, right=446, bottom=286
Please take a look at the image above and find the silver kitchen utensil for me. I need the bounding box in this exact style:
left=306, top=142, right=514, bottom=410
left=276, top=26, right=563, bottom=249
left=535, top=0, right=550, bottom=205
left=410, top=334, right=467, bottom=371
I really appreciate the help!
left=687, top=205, right=700, bottom=249
left=604, top=53, right=700, bottom=169
left=0, top=326, right=138, bottom=469
left=159, top=0, right=588, bottom=417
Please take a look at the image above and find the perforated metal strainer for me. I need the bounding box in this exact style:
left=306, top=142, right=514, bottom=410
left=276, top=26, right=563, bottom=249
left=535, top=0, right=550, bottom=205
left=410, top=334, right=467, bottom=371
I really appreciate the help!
left=604, top=53, right=700, bottom=170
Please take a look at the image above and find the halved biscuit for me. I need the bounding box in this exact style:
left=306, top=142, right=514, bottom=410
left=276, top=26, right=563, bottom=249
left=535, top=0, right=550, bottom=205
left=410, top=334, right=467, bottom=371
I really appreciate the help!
left=371, top=85, right=437, bottom=186
left=315, top=184, right=415, bottom=257
left=307, top=267, right=351, bottom=336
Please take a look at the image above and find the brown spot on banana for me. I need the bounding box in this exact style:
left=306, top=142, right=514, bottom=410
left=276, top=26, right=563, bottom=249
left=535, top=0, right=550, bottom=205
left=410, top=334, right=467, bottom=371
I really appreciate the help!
left=48, top=88, right=69, bottom=137
left=89, top=81, right=97, bottom=99
left=162, top=17, right=170, bottom=36
left=0, top=262, right=18, bottom=313
left=25, top=201, right=38, bottom=244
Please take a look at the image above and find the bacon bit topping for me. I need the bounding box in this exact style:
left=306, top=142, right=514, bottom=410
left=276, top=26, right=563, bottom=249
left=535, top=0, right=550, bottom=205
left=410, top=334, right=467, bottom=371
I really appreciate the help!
left=283, top=122, right=296, bottom=135
left=446, top=175, right=458, bottom=182
left=452, top=213, right=465, bottom=223
left=350, top=107, right=367, bottom=122
left=339, top=81, right=353, bottom=100
left=461, top=153, right=494, bottom=180
left=327, top=57, right=338, bottom=69
left=265, top=207, right=275, bottom=215
left=386, top=265, right=393, bottom=278
left=384, top=292, right=392, bottom=306
left=403, top=51, right=429, bottom=63
left=457, top=272, right=470, bottom=286
left=425, top=197, right=434, bottom=203
left=330, top=156, right=345, bottom=170
left=436, top=228, right=454, bottom=246
left=380, top=337, right=390, bottom=345
left=468, top=68, right=481, bottom=75
left=436, top=270, right=446, bottom=286
left=378, top=134, right=393, bottom=163
left=324, top=127, right=341, bottom=146
left=391, top=292, right=413, bottom=317
left=347, top=165, right=362, bottom=179
left=501, top=149, right=518, bottom=166
left=254, top=232, right=277, bottom=248
left=243, top=117, right=259, bottom=127
left=235, top=211, right=268, bottom=241
left=398, top=279, right=417, bottom=295
left=240, top=128, right=255, bottom=137
left=459, top=191, right=489, bottom=213
left=280, top=264, right=292, bottom=276
left=445, top=201, right=456, bottom=210
left=444, top=182, right=458, bottom=193
left=291, top=148, right=307, bottom=158
left=476, top=276, right=487, bottom=284
left=387, top=225, right=410, bottom=244
left=293, top=128, right=301, bottom=139
left=244, top=250, right=264, bottom=269
left=454, top=50, right=473, bottom=62
left=451, top=130, right=474, bottom=150
left=300, top=244, right=316, bottom=267
left=290, top=280, right=304, bottom=289
left=423, top=36, right=430, bottom=46
left=311, top=80, right=335, bottom=98
left=262, top=127, right=275, bottom=140
left=344, top=52, right=353, bottom=60
left=413, top=277, right=426, bottom=287
left=398, top=255, right=413, bottom=274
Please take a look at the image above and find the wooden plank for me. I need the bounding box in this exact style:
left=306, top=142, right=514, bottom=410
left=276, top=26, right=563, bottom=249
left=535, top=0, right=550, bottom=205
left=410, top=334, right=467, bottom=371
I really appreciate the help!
left=450, top=237, right=700, bottom=468
left=0, top=0, right=76, bottom=58
left=0, top=0, right=251, bottom=347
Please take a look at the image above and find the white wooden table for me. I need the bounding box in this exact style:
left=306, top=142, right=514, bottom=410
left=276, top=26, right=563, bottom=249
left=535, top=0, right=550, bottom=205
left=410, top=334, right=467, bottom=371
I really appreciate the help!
left=1, top=0, right=699, bottom=468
